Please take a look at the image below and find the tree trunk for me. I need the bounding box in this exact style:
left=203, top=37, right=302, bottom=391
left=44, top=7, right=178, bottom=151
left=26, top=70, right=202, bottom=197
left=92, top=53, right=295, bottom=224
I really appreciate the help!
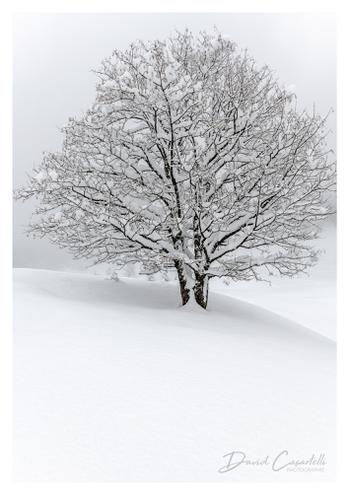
left=174, top=259, right=190, bottom=306
left=193, top=273, right=209, bottom=309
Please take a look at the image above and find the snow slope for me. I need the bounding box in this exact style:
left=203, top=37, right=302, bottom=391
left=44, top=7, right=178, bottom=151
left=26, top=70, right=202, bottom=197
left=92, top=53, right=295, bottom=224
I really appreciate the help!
left=211, top=268, right=335, bottom=341
left=13, top=268, right=336, bottom=481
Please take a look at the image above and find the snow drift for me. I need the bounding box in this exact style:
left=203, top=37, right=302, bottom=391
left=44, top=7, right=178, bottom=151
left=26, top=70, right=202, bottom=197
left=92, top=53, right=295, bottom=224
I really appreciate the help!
left=13, top=268, right=336, bottom=481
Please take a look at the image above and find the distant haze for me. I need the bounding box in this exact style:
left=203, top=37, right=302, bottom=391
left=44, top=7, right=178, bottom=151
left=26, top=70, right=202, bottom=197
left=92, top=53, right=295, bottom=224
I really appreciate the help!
left=13, top=13, right=336, bottom=270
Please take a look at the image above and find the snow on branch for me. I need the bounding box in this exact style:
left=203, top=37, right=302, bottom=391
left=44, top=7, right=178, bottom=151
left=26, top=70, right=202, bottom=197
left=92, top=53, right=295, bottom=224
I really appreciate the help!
left=15, top=30, right=336, bottom=307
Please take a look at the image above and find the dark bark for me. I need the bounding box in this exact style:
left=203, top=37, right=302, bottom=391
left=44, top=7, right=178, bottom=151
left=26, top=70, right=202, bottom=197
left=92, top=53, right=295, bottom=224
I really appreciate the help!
left=174, top=259, right=190, bottom=306
left=193, top=272, right=209, bottom=309
left=192, top=203, right=211, bottom=309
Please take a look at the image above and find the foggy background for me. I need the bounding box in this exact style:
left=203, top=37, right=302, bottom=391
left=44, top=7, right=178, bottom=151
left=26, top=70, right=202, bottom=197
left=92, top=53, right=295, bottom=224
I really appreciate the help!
left=13, top=13, right=336, bottom=271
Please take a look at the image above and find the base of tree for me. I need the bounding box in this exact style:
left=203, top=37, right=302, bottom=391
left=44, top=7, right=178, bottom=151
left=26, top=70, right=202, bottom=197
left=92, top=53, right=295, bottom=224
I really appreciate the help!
left=178, top=274, right=209, bottom=310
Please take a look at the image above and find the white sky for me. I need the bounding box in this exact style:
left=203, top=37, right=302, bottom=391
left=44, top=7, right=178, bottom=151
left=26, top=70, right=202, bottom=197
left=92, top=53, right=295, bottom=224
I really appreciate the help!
left=13, top=13, right=336, bottom=269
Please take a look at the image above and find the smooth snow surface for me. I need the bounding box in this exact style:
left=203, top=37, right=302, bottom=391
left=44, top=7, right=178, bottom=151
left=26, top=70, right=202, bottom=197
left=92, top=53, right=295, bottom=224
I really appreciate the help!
left=13, top=268, right=336, bottom=481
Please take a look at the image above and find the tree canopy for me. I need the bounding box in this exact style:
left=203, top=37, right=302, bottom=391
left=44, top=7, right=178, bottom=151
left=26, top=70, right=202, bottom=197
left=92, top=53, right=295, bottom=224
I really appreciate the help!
left=16, top=30, right=336, bottom=308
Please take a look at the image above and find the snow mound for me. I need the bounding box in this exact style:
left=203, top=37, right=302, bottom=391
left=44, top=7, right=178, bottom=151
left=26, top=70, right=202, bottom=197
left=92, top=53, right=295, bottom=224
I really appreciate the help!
left=13, top=269, right=336, bottom=481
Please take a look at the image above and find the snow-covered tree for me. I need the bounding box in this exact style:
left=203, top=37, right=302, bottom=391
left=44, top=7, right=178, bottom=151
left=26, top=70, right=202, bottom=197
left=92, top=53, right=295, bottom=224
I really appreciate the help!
left=16, top=30, right=336, bottom=308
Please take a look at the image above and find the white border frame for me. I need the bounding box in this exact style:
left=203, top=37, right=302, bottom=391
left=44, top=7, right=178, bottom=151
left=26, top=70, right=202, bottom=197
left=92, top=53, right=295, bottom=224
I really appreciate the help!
left=1, top=1, right=348, bottom=494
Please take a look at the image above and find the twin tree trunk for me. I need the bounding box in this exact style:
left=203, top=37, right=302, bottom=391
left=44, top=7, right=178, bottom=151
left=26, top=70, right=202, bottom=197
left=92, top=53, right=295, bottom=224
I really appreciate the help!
left=174, top=260, right=209, bottom=309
